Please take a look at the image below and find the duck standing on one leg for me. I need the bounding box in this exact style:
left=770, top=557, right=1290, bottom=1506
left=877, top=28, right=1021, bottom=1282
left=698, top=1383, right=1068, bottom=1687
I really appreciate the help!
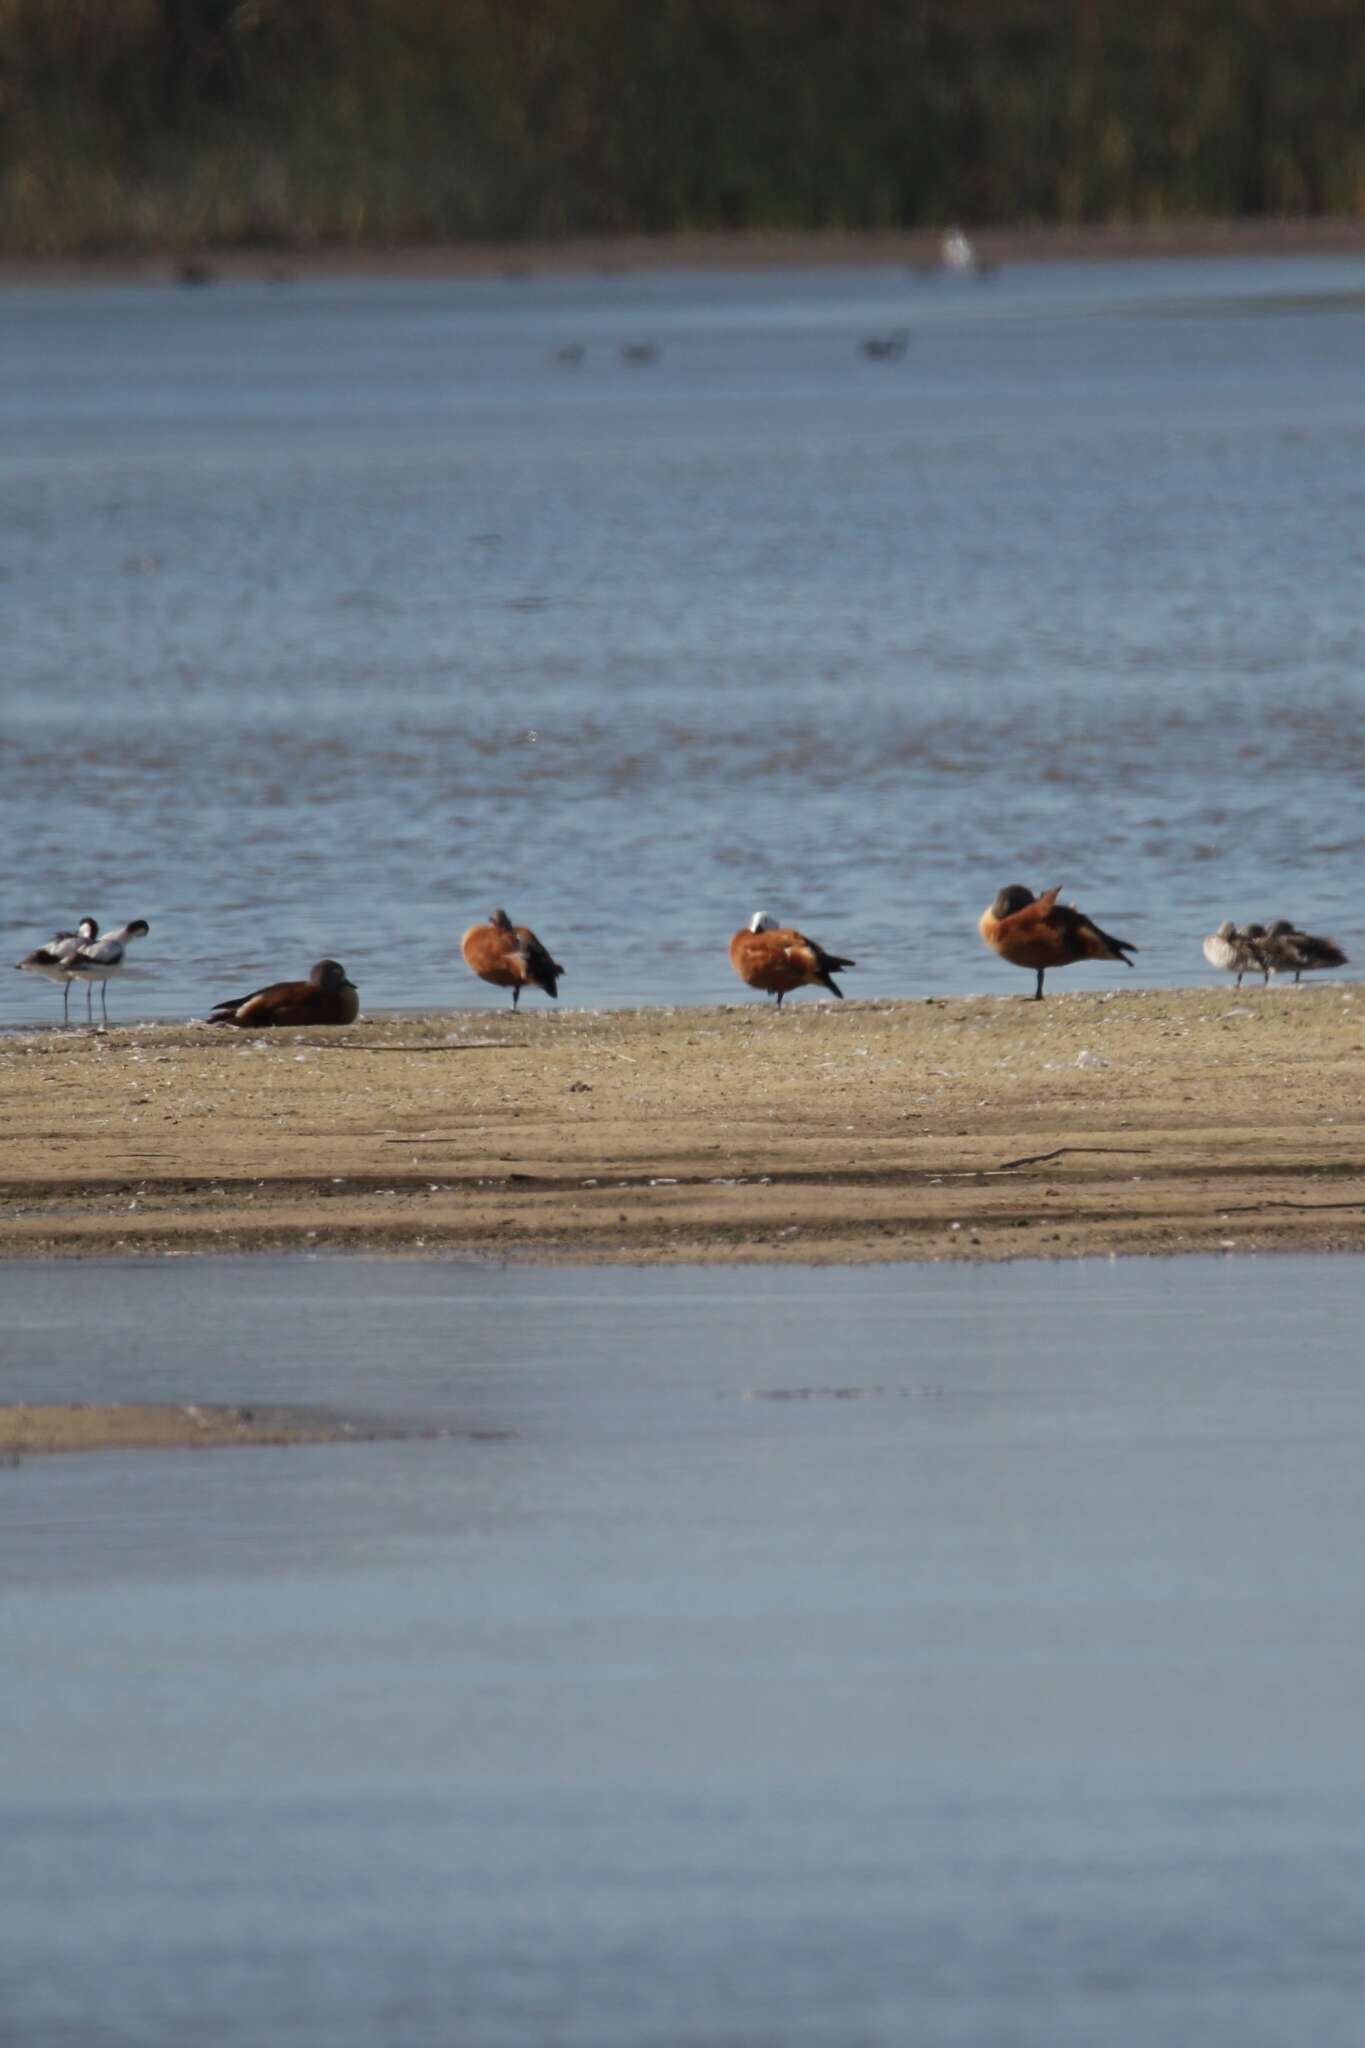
left=728, top=912, right=855, bottom=1008
left=978, top=885, right=1135, bottom=1000
left=460, top=909, right=564, bottom=1008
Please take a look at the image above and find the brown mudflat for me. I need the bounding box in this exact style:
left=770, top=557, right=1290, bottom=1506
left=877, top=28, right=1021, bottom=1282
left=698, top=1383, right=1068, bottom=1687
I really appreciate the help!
left=2, top=986, right=1363, bottom=1264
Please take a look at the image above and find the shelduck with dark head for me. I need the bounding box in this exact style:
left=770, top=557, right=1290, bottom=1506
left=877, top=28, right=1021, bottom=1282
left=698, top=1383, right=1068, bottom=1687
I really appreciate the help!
left=460, top=909, right=564, bottom=1008
left=207, top=958, right=359, bottom=1028
left=978, top=885, right=1135, bottom=1000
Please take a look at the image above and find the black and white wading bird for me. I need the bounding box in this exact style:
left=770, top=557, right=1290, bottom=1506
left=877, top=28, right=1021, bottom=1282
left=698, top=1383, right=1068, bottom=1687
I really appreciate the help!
left=66, top=919, right=151, bottom=1026
left=15, top=916, right=99, bottom=1024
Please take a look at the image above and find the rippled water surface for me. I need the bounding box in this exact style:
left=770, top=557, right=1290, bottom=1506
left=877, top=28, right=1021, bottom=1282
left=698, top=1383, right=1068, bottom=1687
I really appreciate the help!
left=5, top=1254, right=1365, bottom=2045
left=5, top=254, right=1365, bottom=1018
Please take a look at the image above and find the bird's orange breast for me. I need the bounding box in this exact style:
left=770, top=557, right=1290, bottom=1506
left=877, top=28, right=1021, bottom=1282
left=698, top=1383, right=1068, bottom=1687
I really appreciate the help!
left=729, top=929, right=815, bottom=993
left=461, top=924, right=525, bottom=987
left=978, top=903, right=1077, bottom=971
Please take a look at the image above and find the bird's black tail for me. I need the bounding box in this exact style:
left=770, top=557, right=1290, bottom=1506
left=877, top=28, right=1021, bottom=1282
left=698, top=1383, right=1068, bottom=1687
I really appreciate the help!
left=1092, top=924, right=1136, bottom=966
left=815, top=947, right=855, bottom=997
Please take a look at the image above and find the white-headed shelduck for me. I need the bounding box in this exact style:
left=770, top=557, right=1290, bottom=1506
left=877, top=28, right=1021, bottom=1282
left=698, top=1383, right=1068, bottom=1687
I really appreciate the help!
left=728, top=912, right=855, bottom=1008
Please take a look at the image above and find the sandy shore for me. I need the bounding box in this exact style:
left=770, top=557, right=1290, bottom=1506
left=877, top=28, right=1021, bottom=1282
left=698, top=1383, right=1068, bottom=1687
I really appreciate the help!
left=2, top=987, right=1363, bottom=1265
left=0, top=1402, right=407, bottom=1456
left=5, top=217, right=1365, bottom=288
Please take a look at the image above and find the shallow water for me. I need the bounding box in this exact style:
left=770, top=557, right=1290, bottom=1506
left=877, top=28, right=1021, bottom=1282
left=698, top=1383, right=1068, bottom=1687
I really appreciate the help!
left=5, top=253, right=1365, bottom=1019
left=5, top=1254, right=1365, bottom=2043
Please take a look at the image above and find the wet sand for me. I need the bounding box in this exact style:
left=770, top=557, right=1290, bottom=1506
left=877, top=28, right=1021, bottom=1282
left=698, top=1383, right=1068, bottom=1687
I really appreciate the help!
left=2, top=987, right=1363, bottom=1266
left=6, top=217, right=1365, bottom=288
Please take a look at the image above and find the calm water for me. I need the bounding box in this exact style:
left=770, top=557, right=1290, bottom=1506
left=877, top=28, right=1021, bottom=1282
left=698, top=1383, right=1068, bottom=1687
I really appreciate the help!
left=5, top=254, right=1365, bottom=1021
left=5, top=1254, right=1365, bottom=2044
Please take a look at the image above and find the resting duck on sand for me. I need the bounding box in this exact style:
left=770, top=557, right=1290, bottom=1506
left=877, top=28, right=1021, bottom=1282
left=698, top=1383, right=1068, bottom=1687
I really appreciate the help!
left=1258, top=920, right=1349, bottom=985
left=728, top=912, right=855, bottom=1008
left=1202, top=921, right=1269, bottom=988
left=460, top=909, right=564, bottom=1008
left=207, top=958, right=359, bottom=1028
left=978, top=886, right=1135, bottom=1000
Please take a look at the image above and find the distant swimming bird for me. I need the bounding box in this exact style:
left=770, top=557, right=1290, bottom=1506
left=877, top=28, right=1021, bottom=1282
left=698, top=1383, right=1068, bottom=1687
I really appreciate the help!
left=460, top=909, right=564, bottom=1008
left=728, top=912, right=855, bottom=1008
left=860, top=331, right=908, bottom=360
left=1258, top=920, right=1349, bottom=985
left=1202, top=920, right=1269, bottom=989
left=941, top=228, right=977, bottom=273
left=620, top=343, right=659, bottom=366
left=15, top=916, right=98, bottom=1024
left=553, top=343, right=585, bottom=366
left=978, top=886, right=1136, bottom=1000
left=207, top=958, right=359, bottom=1028
left=66, top=919, right=151, bottom=1026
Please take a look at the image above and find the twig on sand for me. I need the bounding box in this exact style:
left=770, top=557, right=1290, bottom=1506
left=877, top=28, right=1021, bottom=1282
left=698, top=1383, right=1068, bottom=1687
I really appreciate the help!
left=993, top=1144, right=1152, bottom=1171
left=1224, top=1198, right=1365, bottom=1215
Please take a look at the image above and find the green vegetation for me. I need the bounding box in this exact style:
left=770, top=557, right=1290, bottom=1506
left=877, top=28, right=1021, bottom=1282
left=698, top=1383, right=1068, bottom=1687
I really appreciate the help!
left=4, top=0, right=1365, bottom=255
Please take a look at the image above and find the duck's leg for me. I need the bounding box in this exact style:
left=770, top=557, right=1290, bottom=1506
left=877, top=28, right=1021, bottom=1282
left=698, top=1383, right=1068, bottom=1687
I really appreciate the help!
left=100, top=981, right=109, bottom=1025
left=775, top=990, right=784, bottom=1009
left=61, top=980, right=70, bottom=1024
left=511, top=985, right=520, bottom=1008
left=1033, top=968, right=1045, bottom=1000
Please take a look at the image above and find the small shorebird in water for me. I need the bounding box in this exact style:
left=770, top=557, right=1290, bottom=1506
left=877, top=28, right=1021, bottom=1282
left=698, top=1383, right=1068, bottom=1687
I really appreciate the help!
left=1258, top=920, right=1349, bottom=984
left=460, top=909, right=564, bottom=1008
left=207, top=958, right=359, bottom=1028
left=15, top=916, right=98, bottom=1024
left=1202, top=921, right=1269, bottom=988
left=978, top=886, right=1136, bottom=999
left=860, top=331, right=908, bottom=360
left=66, top=919, right=151, bottom=1026
left=728, top=912, right=855, bottom=1008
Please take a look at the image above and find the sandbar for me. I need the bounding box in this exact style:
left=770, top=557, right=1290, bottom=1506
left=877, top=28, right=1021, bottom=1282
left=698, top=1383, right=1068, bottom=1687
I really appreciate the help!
left=0, top=1402, right=390, bottom=1456
left=2, top=986, right=1363, bottom=1265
